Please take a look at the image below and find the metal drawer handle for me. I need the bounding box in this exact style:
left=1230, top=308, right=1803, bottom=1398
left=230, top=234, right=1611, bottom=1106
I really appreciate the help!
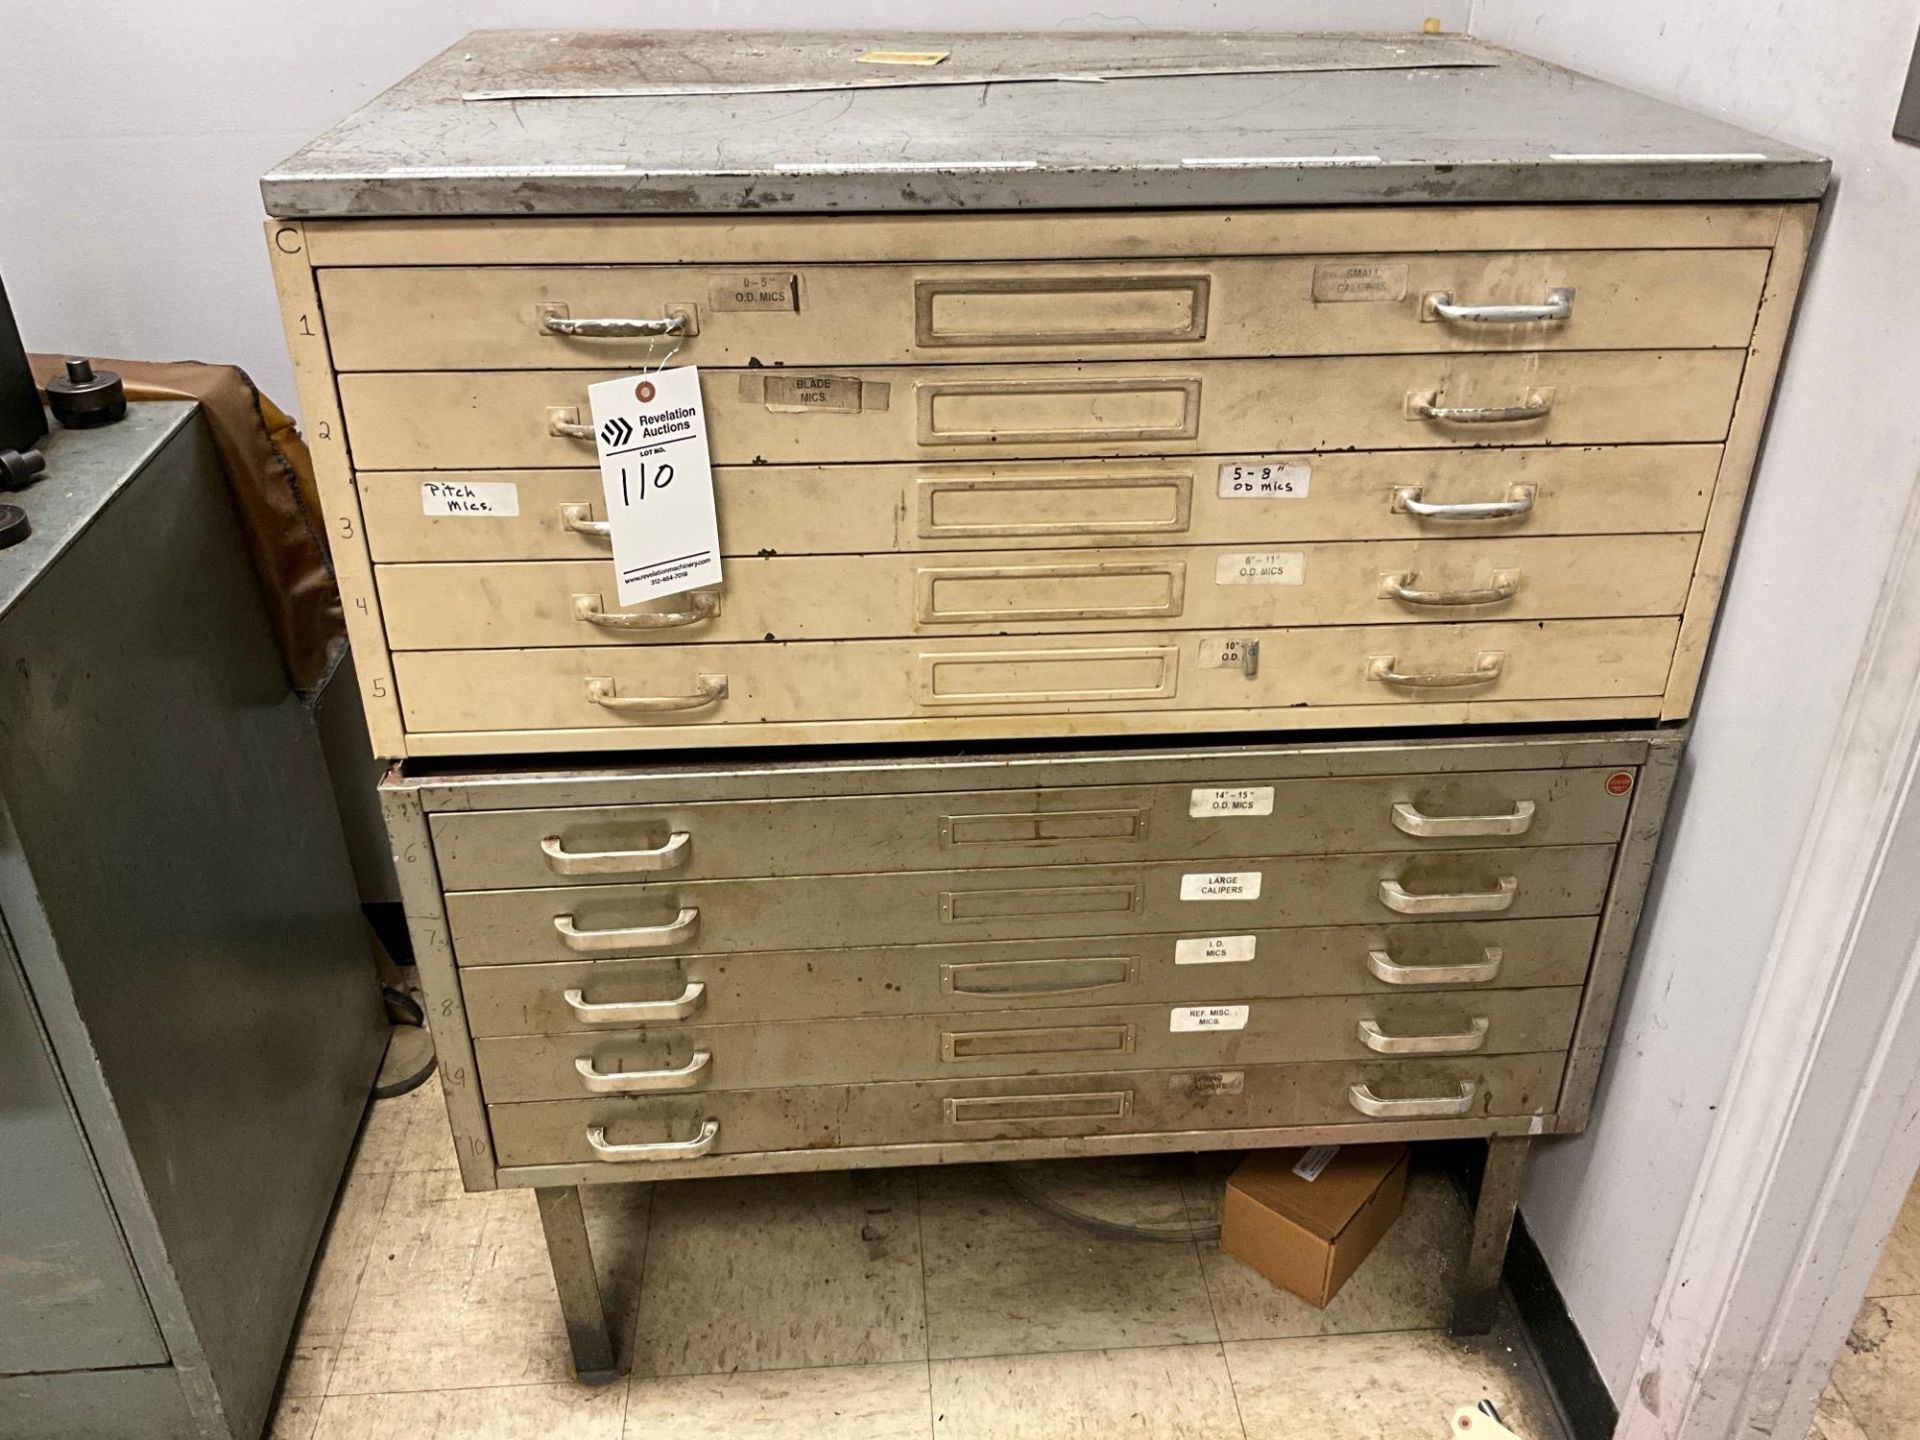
left=1423, top=287, right=1574, bottom=325
left=1368, top=652, right=1505, bottom=689
left=1367, top=947, right=1505, bottom=986
left=560, top=503, right=613, bottom=539
left=1348, top=1081, right=1477, bottom=1119
left=1379, top=570, right=1520, bottom=607
left=1392, top=485, right=1536, bottom=522
left=1391, top=800, right=1536, bottom=838
left=1378, top=876, right=1518, bottom=916
left=1410, top=391, right=1555, bottom=425
left=947, top=973, right=1131, bottom=998
left=575, top=1050, right=711, bottom=1094
left=586, top=1118, right=719, bottom=1163
left=553, top=907, right=700, bottom=953
left=539, top=304, right=696, bottom=339
left=542, top=831, right=691, bottom=876
left=1358, top=1016, right=1490, bottom=1056
left=586, top=675, right=728, bottom=714
left=562, top=981, right=707, bottom=1024
left=549, top=407, right=596, bottom=441
left=574, top=592, right=719, bottom=630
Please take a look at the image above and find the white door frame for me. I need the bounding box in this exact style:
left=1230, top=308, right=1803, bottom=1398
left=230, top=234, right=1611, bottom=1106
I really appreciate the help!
left=1617, top=472, right=1920, bottom=1440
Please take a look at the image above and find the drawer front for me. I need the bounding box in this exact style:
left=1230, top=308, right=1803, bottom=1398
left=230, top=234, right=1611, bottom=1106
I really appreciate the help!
left=486, top=1053, right=1565, bottom=1167
left=358, top=447, right=1723, bottom=563
left=459, top=917, right=1603, bottom=1036
left=444, top=845, right=1617, bottom=966
left=430, top=770, right=1633, bottom=890
left=318, top=250, right=1768, bottom=370
left=377, top=533, right=1697, bottom=649
left=473, top=988, right=1582, bottom=1100
left=392, top=618, right=1680, bottom=735
left=338, top=353, right=1745, bottom=469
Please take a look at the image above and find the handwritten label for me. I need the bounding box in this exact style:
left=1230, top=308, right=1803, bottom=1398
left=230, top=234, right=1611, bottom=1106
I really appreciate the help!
left=1171, top=1004, right=1250, bottom=1033
left=1174, top=935, right=1256, bottom=965
left=1216, top=552, right=1305, bottom=585
left=1179, top=871, right=1262, bottom=902
left=587, top=366, right=722, bottom=604
left=1312, top=261, right=1409, bottom=302
left=420, top=479, right=518, bottom=517
left=709, top=272, right=798, bottom=312
left=1190, top=786, right=1275, bottom=817
left=1218, top=460, right=1310, bottom=499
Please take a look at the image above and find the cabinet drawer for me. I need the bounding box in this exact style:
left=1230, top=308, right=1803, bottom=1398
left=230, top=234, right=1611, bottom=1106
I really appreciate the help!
left=444, top=845, right=1617, bottom=966
left=317, top=249, right=1768, bottom=370
left=486, top=1053, right=1565, bottom=1168
left=358, top=447, right=1723, bottom=563
left=338, top=352, right=1745, bottom=469
left=460, top=916, right=1601, bottom=1036
left=391, top=618, right=1680, bottom=736
left=473, top=988, right=1582, bottom=1100
left=377, top=533, right=1697, bottom=649
left=430, top=770, right=1633, bottom=890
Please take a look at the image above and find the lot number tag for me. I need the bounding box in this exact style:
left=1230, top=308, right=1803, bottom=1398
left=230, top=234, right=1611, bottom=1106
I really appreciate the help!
left=588, top=367, right=723, bottom=605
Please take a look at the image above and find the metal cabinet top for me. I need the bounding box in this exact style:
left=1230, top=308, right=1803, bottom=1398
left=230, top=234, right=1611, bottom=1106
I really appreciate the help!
left=261, top=29, right=1827, bottom=218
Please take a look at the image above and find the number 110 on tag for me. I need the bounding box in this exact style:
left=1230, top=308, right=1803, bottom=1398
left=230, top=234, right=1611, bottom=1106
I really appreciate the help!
left=587, top=367, right=724, bottom=606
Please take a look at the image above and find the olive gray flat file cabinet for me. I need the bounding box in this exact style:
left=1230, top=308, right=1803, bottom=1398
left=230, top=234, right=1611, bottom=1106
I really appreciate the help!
left=262, top=28, right=1827, bottom=1379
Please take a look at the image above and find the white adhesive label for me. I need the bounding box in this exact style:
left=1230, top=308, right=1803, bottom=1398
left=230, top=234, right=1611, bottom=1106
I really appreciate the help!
left=1216, top=551, right=1305, bottom=585
left=1174, top=935, right=1256, bottom=965
left=1218, top=459, right=1311, bottom=499
left=1171, top=1004, right=1250, bottom=1033
left=588, top=367, right=723, bottom=605
left=420, top=479, right=519, bottom=517
left=1189, top=785, right=1275, bottom=817
left=1197, top=637, right=1259, bottom=670
left=1292, top=1145, right=1340, bottom=1181
left=1179, top=871, right=1262, bottom=902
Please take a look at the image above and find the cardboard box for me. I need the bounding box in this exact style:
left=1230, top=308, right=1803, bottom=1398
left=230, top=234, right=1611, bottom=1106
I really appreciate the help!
left=1220, top=1144, right=1410, bottom=1307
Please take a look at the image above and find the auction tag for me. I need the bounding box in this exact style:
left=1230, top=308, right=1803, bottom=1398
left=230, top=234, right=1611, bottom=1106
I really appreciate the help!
left=587, top=367, right=723, bottom=606
left=1171, top=1004, right=1250, bottom=1033
left=1179, top=871, right=1262, bottom=901
left=1174, top=935, right=1256, bottom=965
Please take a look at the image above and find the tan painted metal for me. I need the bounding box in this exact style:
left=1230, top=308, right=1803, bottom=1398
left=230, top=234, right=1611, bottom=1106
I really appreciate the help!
left=376, top=533, right=1696, bottom=650
left=317, top=249, right=1768, bottom=370
left=357, top=447, right=1723, bottom=564
left=338, top=352, right=1746, bottom=470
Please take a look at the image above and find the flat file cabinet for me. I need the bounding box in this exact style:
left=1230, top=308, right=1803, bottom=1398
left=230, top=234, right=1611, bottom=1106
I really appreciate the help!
left=264, top=28, right=1826, bottom=1378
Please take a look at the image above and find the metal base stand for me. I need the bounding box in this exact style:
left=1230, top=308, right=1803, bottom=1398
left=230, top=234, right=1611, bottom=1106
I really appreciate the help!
left=1450, top=1136, right=1532, bottom=1336
left=535, top=1187, right=622, bottom=1382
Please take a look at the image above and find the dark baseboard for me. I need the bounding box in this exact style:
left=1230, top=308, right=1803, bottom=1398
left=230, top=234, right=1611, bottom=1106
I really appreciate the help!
left=1505, top=1214, right=1620, bottom=1440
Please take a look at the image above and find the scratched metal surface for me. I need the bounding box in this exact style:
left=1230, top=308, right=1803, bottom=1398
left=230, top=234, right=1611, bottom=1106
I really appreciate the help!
left=260, top=30, right=1829, bottom=217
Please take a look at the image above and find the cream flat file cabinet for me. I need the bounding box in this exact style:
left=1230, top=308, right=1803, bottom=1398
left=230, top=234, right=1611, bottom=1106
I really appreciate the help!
left=382, top=730, right=1679, bottom=1362
left=263, top=31, right=1827, bottom=760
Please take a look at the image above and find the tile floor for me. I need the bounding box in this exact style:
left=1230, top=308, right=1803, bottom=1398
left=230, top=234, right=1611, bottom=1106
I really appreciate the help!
left=1819, top=1176, right=1920, bottom=1440
left=270, top=1083, right=1571, bottom=1440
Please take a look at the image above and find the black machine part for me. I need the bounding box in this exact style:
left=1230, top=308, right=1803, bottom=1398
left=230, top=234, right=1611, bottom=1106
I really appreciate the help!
left=0, top=448, right=46, bottom=492
left=46, top=358, right=127, bottom=429
left=0, top=276, right=45, bottom=455
left=0, top=504, right=29, bottom=549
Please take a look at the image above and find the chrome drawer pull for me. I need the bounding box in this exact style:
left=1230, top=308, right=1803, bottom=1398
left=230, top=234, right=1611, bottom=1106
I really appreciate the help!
left=1409, top=391, right=1555, bottom=425
left=538, top=304, right=695, bottom=339
left=586, top=675, right=728, bottom=714
left=1378, top=877, right=1518, bottom=916
left=1347, top=1081, right=1477, bottom=1118
left=559, top=504, right=613, bottom=539
left=1379, top=570, right=1520, bottom=607
left=1367, top=947, right=1505, bottom=986
left=1391, top=800, right=1536, bottom=838
left=574, top=592, right=719, bottom=630
left=563, top=981, right=707, bottom=1024
left=548, top=407, right=596, bottom=440
left=1368, top=652, right=1505, bottom=689
left=1423, top=287, right=1574, bottom=325
left=542, top=831, right=692, bottom=877
left=586, top=1118, right=719, bottom=1163
left=553, top=907, right=699, bottom=953
left=575, top=1050, right=711, bottom=1093
left=1392, top=485, right=1536, bottom=522
left=1357, top=1017, right=1490, bottom=1055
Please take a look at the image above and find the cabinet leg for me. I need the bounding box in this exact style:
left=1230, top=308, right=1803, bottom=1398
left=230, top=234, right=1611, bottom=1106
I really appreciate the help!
left=535, top=1186, right=620, bottom=1380
left=1450, top=1136, right=1531, bottom=1337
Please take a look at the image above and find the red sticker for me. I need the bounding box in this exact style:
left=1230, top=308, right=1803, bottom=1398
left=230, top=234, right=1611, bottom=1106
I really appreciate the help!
left=1605, top=772, right=1634, bottom=795
left=635, top=379, right=656, bottom=403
